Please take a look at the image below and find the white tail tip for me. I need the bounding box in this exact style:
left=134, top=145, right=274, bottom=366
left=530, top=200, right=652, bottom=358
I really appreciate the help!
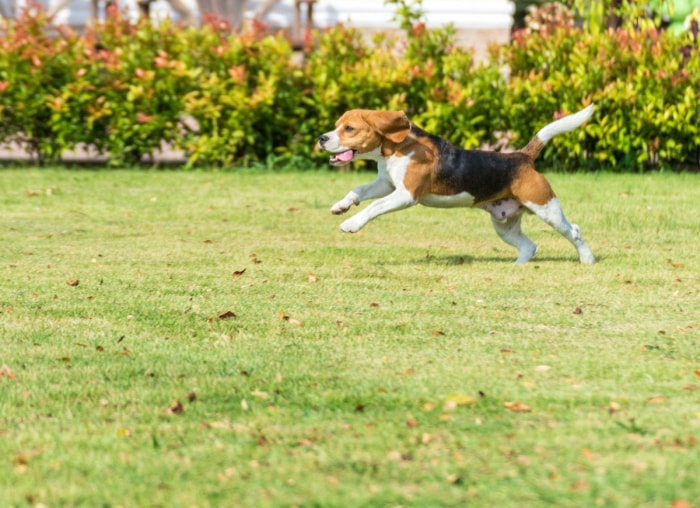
left=536, top=104, right=595, bottom=144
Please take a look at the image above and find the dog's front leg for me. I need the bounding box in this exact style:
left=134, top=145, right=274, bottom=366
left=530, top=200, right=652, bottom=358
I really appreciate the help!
left=331, top=177, right=394, bottom=215
left=339, top=189, right=417, bottom=233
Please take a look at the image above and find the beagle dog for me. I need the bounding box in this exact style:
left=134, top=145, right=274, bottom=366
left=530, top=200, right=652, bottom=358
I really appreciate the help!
left=319, top=106, right=596, bottom=264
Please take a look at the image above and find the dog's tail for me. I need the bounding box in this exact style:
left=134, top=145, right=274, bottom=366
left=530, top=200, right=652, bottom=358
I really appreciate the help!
left=520, top=104, right=595, bottom=160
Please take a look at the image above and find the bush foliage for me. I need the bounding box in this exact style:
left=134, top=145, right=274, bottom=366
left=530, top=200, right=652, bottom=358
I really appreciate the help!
left=0, top=3, right=698, bottom=170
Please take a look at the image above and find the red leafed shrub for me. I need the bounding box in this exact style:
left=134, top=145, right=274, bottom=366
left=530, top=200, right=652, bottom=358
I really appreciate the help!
left=0, top=1, right=698, bottom=170
left=498, top=22, right=700, bottom=170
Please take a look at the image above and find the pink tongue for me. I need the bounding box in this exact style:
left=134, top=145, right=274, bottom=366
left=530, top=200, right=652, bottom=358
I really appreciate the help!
left=336, top=150, right=354, bottom=162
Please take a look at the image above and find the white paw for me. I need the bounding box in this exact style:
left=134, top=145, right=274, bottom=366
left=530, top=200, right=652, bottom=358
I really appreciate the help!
left=339, top=217, right=362, bottom=233
left=330, top=199, right=353, bottom=215
left=579, top=248, right=596, bottom=264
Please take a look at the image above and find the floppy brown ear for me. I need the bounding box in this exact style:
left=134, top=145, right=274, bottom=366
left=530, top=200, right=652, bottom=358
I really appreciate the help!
left=363, top=111, right=410, bottom=144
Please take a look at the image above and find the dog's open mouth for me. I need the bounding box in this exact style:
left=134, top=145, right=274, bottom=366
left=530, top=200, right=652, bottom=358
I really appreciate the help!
left=329, top=149, right=356, bottom=166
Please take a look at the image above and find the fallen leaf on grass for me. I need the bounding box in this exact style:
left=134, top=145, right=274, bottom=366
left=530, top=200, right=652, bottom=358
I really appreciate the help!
left=646, top=396, right=666, bottom=404
left=431, top=329, right=445, bottom=336
left=232, top=269, right=246, bottom=278
left=573, top=307, right=583, bottom=315
left=608, top=401, right=622, bottom=415
left=217, top=311, right=237, bottom=320
left=444, top=393, right=476, bottom=410
left=671, top=501, right=692, bottom=508
left=447, top=473, right=462, bottom=484
left=569, top=479, right=589, bottom=492
left=165, top=400, right=184, bottom=415
left=0, top=364, right=17, bottom=380
left=308, top=273, right=317, bottom=283
left=278, top=311, right=302, bottom=326
left=581, top=448, right=596, bottom=461
left=504, top=401, right=532, bottom=412
left=406, top=418, right=418, bottom=427
left=66, top=277, right=79, bottom=286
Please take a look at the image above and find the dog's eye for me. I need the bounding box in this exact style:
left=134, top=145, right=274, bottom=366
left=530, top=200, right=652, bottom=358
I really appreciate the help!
left=344, top=126, right=355, bottom=133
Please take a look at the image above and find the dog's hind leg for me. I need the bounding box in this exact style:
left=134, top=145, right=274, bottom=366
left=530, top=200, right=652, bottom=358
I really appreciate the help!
left=490, top=211, right=538, bottom=264
left=524, top=198, right=596, bottom=264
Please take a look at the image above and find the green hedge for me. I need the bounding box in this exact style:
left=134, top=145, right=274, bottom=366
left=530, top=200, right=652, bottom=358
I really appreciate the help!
left=0, top=5, right=698, bottom=170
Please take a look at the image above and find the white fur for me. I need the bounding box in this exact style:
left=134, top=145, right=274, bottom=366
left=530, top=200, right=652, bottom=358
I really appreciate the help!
left=490, top=211, right=538, bottom=264
left=524, top=198, right=596, bottom=264
left=536, top=105, right=595, bottom=144
left=419, top=191, right=475, bottom=208
left=334, top=156, right=417, bottom=232
left=320, top=130, right=347, bottom=152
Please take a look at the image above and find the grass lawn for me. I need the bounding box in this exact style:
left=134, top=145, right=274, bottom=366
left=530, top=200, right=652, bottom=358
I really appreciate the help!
left=0, top=168, right=698, bottom=507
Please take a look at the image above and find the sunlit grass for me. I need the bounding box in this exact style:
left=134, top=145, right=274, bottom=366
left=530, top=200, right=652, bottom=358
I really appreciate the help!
left=1, top=168, right=698, bottom=506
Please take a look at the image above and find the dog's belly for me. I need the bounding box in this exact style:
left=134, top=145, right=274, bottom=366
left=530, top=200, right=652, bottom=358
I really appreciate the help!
left=419, top=192, right=475, bottom=208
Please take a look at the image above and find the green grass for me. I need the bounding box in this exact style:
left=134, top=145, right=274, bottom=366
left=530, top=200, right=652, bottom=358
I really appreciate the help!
left=1, top=168, right=698, bottom=507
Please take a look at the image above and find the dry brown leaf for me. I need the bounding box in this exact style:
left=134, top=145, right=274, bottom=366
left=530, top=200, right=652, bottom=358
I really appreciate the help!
left=232, top=269, right=246, bottom=278
left=0, top=364, right=17, bottom=380
left=504, top=401, right=532, bottom=412
left=671, top=501, right=692, bottom=508
left=278, top=311, right=303, bottom=326
left=66, top=277, right=79, bottom=287
left=166, top=400, right=184, bottom=415
left=646, top=396, right=666, bottom=404
left=308, top=273, right=317, bottom=283
left=218, top=311, right=237, bottom=320
left=581, top=448, right=596, bottom=461
left=447, top=473, right=462, bottom=484
left=406, top=418, right=418, bottom=427
left=431, top=329, right=445, bottom=336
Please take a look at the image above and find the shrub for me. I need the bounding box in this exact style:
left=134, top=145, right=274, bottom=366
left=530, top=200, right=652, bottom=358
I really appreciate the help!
left=0, top=1, right=697, bottom=171
left=0, top=7, right=84, bottom=162
left=498, top=23, right=700, bottom=170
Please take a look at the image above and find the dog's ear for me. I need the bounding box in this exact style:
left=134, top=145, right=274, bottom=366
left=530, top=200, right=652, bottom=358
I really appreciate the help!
left=363, top=111, right=410, bottom=144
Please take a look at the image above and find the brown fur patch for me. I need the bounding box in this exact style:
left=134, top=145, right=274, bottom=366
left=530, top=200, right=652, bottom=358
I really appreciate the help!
left=520, top=137, right=545, bottom=160
left=334, top=110, right=411, bottom=156
left=510, top=166, right=556, bottom=205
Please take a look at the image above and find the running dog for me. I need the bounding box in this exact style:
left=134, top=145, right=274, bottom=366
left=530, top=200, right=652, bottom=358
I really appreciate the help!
left=318, top=106, right=596, bottom=264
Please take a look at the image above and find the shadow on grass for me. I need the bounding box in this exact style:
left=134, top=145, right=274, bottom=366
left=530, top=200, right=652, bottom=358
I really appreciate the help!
left=417, top=254, right=584, bottom=265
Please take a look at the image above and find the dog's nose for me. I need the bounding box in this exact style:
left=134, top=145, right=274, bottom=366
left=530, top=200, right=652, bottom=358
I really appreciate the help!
left=318, top=134, right=329, bottom=146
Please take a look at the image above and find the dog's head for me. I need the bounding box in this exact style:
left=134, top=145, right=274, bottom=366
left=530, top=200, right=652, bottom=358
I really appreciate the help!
left=318, top=110, right=411, bottom=166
